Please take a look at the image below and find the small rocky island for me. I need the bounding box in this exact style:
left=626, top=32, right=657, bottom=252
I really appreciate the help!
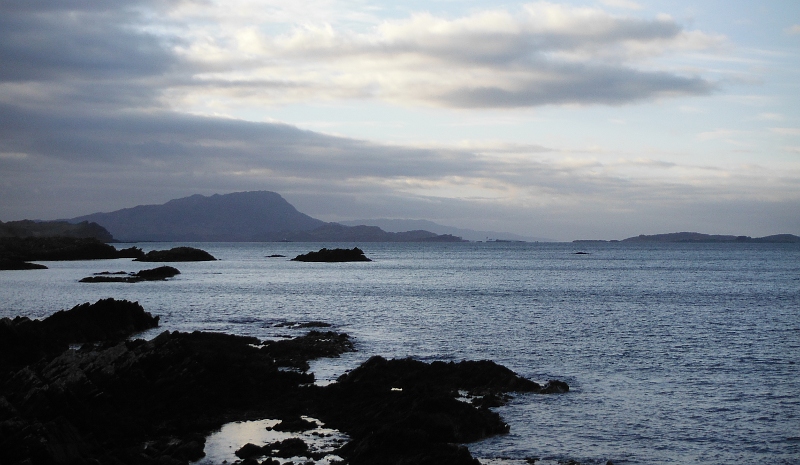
left=0, top=299, right=569, bottom=465
left=80, top=266, right=181, bottom=283
left=134, top=246, right=217, bottom=262
left=292, top=247, right=372, bottom=262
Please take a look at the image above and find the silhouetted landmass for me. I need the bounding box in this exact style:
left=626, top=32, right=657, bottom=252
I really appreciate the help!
left=134, top=246, right=216, bottom=262
left=342, top=218, right=554, bottom=242
left=0, top=220, right=113, bottom=242
left=292, top=247, right=372, bottom=262
left=70, top=191, right=465, bottom=242
left=0, top=259, right=48, bottom=270
left=0, top=301, right=568, bottom=465
left=0, top=237, right=122, bottom=262
left=572, top=232, right=800, bottom=243
left=0, top=238, right=146, bottom=270
left=621, top=232, right=800, bottom=243
left=80, top=266, right=181, bottom=283
left=72, top=191, right=326, bottom=241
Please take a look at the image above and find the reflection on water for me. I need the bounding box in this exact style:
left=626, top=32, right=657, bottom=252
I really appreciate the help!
left=195, top=417, right=348, bottom=465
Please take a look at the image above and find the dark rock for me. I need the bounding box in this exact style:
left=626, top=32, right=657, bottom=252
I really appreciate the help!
left=266, top=254, right=286, bottom=258
left=80, top=266, right=180, bottom=283
left=0, top=259, right=47, bottom=270
left=261, top=331, right=355, bottom=371
left=541, top=380, right=570, bottom=394
left=117, top=246, right=145, bottom=259
left=236, top=443, right=267, bottom=459
left=291, top=247, right=371, bottom=262
left=0, top=303, right=568, bottom=465
left=0, top=298, right=159, bottom=371
left=313, top=356, right=567, bottom=465
left=272, top=416, right=317, bottom=432
left=135, top=247, right=216, bottom=262
left=267, top=438, right=309, bottom=458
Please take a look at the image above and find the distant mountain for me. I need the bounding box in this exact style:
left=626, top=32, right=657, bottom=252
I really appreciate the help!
left=340, top=218, right=553, bottom=242
left=621, top=232, right=800, bottom=243
left=72, top=191, right=326, bottom=242
left=70, top=191, right=465, bottom=242
left=0, top=220, right=113, bottom=242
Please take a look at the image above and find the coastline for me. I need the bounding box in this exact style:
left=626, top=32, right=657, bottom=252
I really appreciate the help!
left=0, top=298, right=569, bottom=465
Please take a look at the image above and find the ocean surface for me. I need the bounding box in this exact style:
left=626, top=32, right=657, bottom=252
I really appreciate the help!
left=1, top=241, right=799, bottom=465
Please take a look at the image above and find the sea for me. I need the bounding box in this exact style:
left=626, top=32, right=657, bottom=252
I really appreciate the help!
left=1, top=241, right=798, bottom=465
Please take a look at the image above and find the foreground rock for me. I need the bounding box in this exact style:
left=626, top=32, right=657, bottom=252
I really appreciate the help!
left=80, top=266, right=181, bottom=283
left=0, top=298, right=159, bottom=372
left=134, top=246, right=216, bottom=262
left=0, top=301, right=569, bottom=465
left=292, top=247, right=372, bottom=262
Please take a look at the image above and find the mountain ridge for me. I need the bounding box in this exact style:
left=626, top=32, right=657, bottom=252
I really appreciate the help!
left=70, top=191, right=465, bottom=242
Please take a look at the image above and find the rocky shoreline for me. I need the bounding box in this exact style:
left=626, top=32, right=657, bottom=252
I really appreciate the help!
left=0, top=299, right=569, bottom=465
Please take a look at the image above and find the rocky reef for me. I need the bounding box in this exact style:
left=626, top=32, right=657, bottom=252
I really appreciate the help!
left=79, top=266, right=181, bottom=283
left=134, top=246, right=217, bottom=262
left=0, top=299, right=569, bottom=465
left=292, top=247, right=372, bottom=262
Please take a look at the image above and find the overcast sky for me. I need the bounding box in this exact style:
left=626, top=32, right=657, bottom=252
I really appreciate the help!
left=1, top=0, right=798, bottom=240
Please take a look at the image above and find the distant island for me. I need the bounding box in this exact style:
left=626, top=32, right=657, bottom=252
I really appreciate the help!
left=574, top=232, right=800, bottom=243
left=68, top=191, right=467, bottom=243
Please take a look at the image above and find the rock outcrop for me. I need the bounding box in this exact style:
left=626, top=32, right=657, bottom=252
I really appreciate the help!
left=134, top=246, right=216, bottom=262
left=79, top=266, right=180, bottom=283
left=0, top=300, right=569, bottom=465
left=292, top=247, right=372, bottom=262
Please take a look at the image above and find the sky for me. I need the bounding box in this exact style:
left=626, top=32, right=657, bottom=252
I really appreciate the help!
left=1, top=0, right=798, bottom=241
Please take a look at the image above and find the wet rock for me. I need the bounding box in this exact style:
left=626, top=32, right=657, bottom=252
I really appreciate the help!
left=291, top=247, right=371, bottom=262
left=261, top=331, right=355, bottom=371
left=135, top=246, right=216, bottom=262
left=541, top=380, right=570, bottom=394
left=236, top=443, right=267, bottom=459
left=0, top=303, right=568, bottom=465
left=313, top=356, right=568, bottom=465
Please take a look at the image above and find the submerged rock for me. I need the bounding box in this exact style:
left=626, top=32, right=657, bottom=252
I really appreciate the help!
left=135, top=246, right=216, bottom=262
left=291, top=247, right=371, bottom=262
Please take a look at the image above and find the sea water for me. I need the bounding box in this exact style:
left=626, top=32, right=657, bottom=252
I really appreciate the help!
left=1, top=241, right=798, bottom=465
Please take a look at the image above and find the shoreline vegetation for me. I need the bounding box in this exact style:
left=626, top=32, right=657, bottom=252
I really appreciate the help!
left=0, top=298, right=569, bottom=465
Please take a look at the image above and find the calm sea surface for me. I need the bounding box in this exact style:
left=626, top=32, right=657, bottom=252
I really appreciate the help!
left=1, top=241, right=799, bottom=464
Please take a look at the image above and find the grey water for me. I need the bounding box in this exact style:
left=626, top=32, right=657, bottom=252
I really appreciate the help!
left=1, top=241, right=799, bottom=465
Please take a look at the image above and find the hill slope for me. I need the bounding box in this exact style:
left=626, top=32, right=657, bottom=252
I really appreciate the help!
left=72, top=191, right=325, bottom=242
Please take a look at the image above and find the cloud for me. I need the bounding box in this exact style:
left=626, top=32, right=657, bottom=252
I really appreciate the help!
left=770, top=127, right=800, bottom=136
left=0, top=1, right=722, bottom=113
left=167, top=2, right=721, bottom=109
left=599, top=0, right=643, bottom=10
